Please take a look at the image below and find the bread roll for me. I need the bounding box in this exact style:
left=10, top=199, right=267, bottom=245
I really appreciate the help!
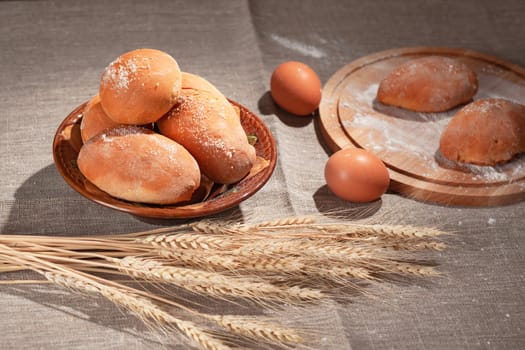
left=80, top=94, right=121, bottom=143
left=158, top=75, right=256, bottom=184
left=180, top=72, right=223, bottom=96
left=377, top=56, right=478, bottom=112
left=439, top=98, right=525, bottom=165
left=77, top=126, right=200, bottom=204
left=181, top=71, right=242, bottom=117
left=99, top=48, right=182, bottom=125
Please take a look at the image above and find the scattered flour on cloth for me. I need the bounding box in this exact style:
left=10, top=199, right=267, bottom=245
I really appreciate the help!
left=269, top=34, right=326, bottom=58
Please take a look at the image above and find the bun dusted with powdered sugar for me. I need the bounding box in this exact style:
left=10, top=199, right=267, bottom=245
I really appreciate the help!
left=80, top=94, right=122, bottom=143
left=99, top=48, right=182, bottom=125
left=377, top=56, right=478, bottom=112
left=157, top=72, right=256, bottom=185
left=77, top=126, right=200, bottom=204
left=439, top=98, right=525, bottom=165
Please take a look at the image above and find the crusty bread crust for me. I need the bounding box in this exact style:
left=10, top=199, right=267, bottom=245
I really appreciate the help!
left=99, top=48, right=181, bottom=125
left=377, top=56, right=478, bottom=113
left=439, top=98, right=525, bottom=165
left=180, top=72, right=223, bottom=96
left=78, top=126, right=200, bottom=204
left=158, top=79, right=256, bottom=184
left=80, top=94, right=121, bottom=143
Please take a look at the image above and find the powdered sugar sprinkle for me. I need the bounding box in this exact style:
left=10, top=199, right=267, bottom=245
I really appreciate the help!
left=102, top=55, right=151, bottom=91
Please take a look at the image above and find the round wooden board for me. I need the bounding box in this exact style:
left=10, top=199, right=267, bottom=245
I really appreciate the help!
left=318, top=47, right=525, bottom=206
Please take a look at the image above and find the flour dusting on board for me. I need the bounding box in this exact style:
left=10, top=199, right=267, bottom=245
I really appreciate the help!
left=354, top=84, right=379, bottom=104
left=344, top=113, right=441, bottom=163
left=340, top=80, right=525, bottom=183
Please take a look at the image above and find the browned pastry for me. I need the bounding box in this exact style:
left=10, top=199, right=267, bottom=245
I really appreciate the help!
left=377, top=56, right=478, bottom=112
left=158, top=72, right=256, bottom=184
left=180, top=72, right=223, bottom=96
left=80, top=94, right=121, bottom=143
left=99, top=48, right=182, bottom=124
left=77, top=126, right=200, bottom=204
left=439, top=98, right=525, bottom=165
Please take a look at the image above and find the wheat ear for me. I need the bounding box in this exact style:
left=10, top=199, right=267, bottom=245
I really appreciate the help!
left=0, top=242, right=231, bottom=350
left=42, top=270, right=231, bottom=350
left=113, top=256, right=322, bottom=302
left=157, top=247, right=239, bottom=271
left=138, top=233, right=239, bottom=251
left=314, top=224, right=446, bottom=240
left=380, top=262, right=441, bottom=276
left=155, top=245, right=322, bottom=282
left=158, top=245, right=379, bottom=285
left=207, top=315, right=304, bottom=345
left=190, top=216, right=316, bottom=235
left=233, top=238, right=390, bottom=262
left=379, top=241, right=447, bottom=251
left=45, top=258, right=308, bottom=347
left=232, top=217, right=318, bottom=233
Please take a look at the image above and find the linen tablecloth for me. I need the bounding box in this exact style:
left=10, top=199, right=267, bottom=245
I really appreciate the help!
left=1, top=1, right=524, bottom=348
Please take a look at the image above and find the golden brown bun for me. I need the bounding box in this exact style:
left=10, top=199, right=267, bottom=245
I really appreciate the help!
left=80, top=94, right=122, bottom=143
left=181, top=72, right=223, bottom=96
left=77, top=126, right=200, bottom=204
left=377, top=56, right=478, bottom=112
left=181, top=71, right=242, bottom=117
left=439, top=98, right=525, bottom=165
left=99, top=48, right=182, bottom=125
left=158, top=84, right=256, bottom=184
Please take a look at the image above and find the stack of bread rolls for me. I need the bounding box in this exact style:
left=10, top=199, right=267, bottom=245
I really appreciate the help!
left=78, top=48, right=256, bottom=204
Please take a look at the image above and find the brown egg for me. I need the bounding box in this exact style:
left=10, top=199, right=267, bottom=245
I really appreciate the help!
left=324, top=148, right=390, bottom=202
left=270, top=61, right=322, bottom=116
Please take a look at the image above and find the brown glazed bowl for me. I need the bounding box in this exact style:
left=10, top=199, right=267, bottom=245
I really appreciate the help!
left=53, top=99, right=277, bottom=218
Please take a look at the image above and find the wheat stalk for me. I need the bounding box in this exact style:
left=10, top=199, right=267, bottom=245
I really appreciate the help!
left=324, top=266, right=373, bottom=280
left=0, top=217, right=447, bottom=350
left=312, top=224, right=446, bottom=240
left=113, top=256, right=323, bottom=302
left=157, top=242, right=389, bottom=285
left=190, top=217, right=316, bottom=235
left=44, top=270, right=231, bottom=350
left=40, top=259, right=310, bottom=348
left=378, top=262, right=441, bottom=277
left=157, top=247, right=239, bottom=271
left=190, top=222, right=238, bottom=235
left=379, top=241, right=447, bottom=251
left=207, top=314, right=303, bottom=345
left=0, top=243, right=230, bottom=350
left=138, top=233, right=239, bottom=251
left=233, top=237, right=390, bottom=261
left=250, top=216, right=317, bottom=228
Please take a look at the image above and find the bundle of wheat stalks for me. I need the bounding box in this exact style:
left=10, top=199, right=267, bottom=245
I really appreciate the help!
left=0, top=217, right=446, bottom=349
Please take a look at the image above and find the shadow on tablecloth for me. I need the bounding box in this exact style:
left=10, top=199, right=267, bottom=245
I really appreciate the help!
left=0, top=164, right=244, bottom=236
